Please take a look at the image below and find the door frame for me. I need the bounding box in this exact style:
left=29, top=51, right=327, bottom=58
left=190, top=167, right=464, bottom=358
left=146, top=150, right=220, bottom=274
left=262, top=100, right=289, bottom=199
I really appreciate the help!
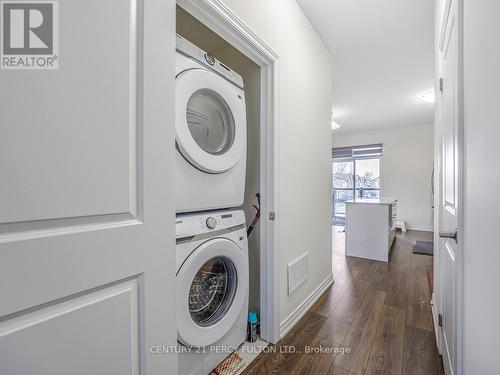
left=176, top=0, right=281, bottom=344
left=434, top=0, right=464, bottom=373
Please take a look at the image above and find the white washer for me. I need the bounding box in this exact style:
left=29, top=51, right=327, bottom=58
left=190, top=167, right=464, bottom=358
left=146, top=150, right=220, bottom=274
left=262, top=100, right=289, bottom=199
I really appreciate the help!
left=176, top=209, right=249, bottom=375
left=175, top=34, right=247, bottom=213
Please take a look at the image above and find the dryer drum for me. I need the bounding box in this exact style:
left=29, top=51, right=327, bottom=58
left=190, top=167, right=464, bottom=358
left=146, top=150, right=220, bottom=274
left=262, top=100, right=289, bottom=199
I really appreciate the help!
left=186, top=88, right=236, bottom=156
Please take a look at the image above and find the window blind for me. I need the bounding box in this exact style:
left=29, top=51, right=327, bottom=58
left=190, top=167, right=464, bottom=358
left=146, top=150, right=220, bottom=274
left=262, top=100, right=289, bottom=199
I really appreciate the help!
left=332, top=143, right=383, bottom=159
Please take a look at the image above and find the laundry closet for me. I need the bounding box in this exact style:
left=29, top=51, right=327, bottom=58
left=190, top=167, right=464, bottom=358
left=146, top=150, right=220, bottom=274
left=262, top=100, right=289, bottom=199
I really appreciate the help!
left=175, top=5, right=262, bottom=375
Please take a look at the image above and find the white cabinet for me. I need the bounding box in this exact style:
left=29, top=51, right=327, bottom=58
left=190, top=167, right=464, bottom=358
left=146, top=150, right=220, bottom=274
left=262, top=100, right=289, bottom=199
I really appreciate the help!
left=345, top=198, right=397, bottom=262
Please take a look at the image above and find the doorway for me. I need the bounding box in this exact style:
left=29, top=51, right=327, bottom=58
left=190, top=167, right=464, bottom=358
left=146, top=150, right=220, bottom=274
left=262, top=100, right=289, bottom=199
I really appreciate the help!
left=176, top=0, right=280, bottom=344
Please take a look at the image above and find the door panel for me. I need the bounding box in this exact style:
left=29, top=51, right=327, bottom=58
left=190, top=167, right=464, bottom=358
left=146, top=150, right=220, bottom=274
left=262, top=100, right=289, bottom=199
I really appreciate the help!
left=0, top=279, right=140, bottom=375
left=0, top=0, right=140, bottom=224
left=439, top=1, right=460, bottom=374
left=0, top=0, right=176, bottom=373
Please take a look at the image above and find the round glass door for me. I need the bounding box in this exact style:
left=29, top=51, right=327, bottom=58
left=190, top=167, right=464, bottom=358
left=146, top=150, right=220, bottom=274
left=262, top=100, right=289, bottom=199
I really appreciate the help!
left=176, top=237, right=248, bottom=347
left=175, top=69, right=246, bottom=173
left=186, top=89, right=235, bottom=156
left=188, top=256, right=237, bottom=327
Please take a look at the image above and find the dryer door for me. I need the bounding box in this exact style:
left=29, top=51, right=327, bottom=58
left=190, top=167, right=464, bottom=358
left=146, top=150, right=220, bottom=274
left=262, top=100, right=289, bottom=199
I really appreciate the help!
left=175, top=69, right=246, bottom=174
left=177, top=238, right=248, bottom=348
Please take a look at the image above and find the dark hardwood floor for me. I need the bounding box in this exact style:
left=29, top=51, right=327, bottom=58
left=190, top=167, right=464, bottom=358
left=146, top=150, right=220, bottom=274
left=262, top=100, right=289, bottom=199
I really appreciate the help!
left=242, top=228, right=444, bottom=375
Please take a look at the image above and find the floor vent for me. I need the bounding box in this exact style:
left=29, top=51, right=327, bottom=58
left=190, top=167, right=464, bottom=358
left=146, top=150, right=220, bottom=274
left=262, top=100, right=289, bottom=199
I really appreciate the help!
left=287, top=252, right=309, bottom=296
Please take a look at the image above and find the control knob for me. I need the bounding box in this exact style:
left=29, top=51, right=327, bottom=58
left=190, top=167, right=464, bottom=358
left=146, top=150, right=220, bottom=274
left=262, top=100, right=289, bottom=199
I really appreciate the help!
left=205, top=53, right=215, bottom=66
left=206, top=217, right=217, bottom=229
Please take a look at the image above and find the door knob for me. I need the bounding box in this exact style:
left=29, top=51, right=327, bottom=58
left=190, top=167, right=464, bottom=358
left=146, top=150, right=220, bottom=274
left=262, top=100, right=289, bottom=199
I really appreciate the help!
left=439, top=228, right=458, bottom=242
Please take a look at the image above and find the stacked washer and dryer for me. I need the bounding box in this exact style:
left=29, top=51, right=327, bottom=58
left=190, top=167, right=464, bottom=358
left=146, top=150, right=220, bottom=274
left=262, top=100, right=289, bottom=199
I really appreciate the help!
left=175, top=34, right=250, bottom=375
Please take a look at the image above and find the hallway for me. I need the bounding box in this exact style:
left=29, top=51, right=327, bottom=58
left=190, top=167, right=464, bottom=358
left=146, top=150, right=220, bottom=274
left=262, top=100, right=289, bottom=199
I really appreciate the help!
left=243, top=229, right=444, bottom=374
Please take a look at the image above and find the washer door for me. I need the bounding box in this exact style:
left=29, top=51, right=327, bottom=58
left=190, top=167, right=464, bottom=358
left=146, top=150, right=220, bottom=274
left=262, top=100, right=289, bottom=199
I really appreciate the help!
left=177, top=238, right=248, bottom=348
left=176, top=69, right=246, bottom=174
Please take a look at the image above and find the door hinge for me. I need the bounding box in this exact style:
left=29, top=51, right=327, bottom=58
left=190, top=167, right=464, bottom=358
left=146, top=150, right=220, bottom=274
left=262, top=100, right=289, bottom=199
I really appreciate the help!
left=438, top=313, right=443, bottom=327
left=269, top=212, right=276, bottom=221
left=439, top=78, right=444, bottom=92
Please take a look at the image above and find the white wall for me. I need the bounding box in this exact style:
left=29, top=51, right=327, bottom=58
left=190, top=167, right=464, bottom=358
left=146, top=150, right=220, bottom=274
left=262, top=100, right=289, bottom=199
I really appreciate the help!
left=333, top=125, right=434, bottom=231
left=462, top=1, right=500, bottom=373
left=219, top=0, right=333, bottom=322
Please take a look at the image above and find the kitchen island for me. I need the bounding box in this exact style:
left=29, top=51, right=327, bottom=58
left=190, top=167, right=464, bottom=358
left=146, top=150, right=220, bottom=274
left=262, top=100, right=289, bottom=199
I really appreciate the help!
left=345, top=197, right=397, bottom=262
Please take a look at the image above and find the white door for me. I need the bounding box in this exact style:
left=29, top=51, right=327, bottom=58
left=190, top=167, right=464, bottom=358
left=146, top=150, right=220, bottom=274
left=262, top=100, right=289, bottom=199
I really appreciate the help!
left=0, top=0, right=176, bottom=374
left=176, top=238, right=248, bottom=348
left=175, top=69, right=246, bottom=173
left=438, top=0, right=461, bottom=374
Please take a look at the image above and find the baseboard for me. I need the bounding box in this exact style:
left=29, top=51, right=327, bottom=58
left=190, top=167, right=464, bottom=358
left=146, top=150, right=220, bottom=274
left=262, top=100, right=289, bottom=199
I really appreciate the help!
left=406, top=224, right=434, bottom=232
left=431, top=293, right=442, bottom=353
left=279, top=273, right=334, bottom=339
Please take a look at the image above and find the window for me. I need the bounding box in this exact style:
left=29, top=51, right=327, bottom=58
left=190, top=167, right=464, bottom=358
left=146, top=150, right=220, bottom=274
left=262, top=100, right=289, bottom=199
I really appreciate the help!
left=332, top=160, right=354, bottom=225
left=354, top=158, right=380, bottom=199
left=332, top=144, right=382, bottom=225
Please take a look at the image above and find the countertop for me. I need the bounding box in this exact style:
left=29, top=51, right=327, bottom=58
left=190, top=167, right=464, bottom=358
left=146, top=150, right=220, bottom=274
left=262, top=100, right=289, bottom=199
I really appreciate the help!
left=346, top=197, right=397, bottom=205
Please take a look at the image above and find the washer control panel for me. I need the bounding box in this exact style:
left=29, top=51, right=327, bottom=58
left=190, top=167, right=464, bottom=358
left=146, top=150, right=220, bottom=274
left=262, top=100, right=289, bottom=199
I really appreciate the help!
left=176, top=210, right=246, bottom=239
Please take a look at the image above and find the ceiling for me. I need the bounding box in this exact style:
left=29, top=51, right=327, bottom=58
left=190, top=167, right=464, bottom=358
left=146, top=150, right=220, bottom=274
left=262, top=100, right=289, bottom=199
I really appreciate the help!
left=295, top=0, right=435, bottom=134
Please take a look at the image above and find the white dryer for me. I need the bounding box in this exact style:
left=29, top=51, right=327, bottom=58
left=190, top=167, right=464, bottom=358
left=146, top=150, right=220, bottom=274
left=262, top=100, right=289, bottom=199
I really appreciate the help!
left=175, top=34, right=247, bottom=213
left=176, top=209, right=249, bottom=375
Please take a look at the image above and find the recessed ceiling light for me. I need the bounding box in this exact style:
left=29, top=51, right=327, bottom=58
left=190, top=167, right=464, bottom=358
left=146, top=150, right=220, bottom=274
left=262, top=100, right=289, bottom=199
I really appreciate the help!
left=331, top=121, right=341, bottom=130
left=420, top=90, right=435, bottom=104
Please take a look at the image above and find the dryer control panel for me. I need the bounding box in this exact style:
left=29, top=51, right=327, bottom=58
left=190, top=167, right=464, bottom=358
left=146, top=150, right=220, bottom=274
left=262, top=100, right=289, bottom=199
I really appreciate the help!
left=176, top=210, right=246, bottom=239
left=176, top=33, right=245, bottom=89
